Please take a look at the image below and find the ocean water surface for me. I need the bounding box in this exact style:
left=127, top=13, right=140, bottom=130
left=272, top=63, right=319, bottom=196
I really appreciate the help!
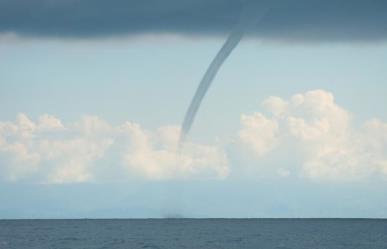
left=0, top=219, right=386, bottom=249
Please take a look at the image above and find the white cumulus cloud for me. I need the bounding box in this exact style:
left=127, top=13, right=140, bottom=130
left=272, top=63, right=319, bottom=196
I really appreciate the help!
left=1, top=89, right=385, bottom=183
left=0, top=114, right=113, bottom=183
left=0, top=114, right=228, bottom=183
left=238, top=113, right=279, bottom=157
left=119, top=124, right=229, bottom=180
left=238, top=89, right=387, bottom=181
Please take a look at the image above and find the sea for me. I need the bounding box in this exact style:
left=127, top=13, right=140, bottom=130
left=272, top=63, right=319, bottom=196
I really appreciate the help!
left=0, top=219, right=386, bottom=249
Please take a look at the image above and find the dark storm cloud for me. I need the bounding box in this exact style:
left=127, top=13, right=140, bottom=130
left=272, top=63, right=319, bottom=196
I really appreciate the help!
left=0, top=0, right=386, bottom=41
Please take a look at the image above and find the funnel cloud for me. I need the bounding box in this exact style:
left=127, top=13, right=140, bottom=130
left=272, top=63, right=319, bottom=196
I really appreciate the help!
left=179, top=4, right=269, bottom=146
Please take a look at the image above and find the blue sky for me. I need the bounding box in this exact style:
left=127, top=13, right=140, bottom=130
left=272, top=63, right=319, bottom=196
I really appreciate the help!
left=2, top=38, right=386, bottom=128
left=1, top=36, right=387, bottom=218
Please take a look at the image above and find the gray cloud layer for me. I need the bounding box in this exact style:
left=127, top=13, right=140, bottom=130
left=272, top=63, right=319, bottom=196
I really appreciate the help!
left=1, top=0, right=386, bottom=41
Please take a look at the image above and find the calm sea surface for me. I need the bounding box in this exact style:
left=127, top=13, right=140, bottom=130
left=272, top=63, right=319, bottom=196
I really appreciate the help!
left=0, top=219, right=386, bottom=249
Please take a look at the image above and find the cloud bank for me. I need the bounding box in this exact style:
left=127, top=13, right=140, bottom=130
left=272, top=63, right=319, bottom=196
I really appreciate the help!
left=1, top=0, right=386, bottom=41
left=238, top=90, right=387, bottom=181
left=1, top=90, right=386, bottom=183
left=0, top=114, right=228, bottom=183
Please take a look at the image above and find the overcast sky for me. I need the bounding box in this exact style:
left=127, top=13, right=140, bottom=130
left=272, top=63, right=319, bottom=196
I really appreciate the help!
left=1, top=0, right=387, bottom=218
